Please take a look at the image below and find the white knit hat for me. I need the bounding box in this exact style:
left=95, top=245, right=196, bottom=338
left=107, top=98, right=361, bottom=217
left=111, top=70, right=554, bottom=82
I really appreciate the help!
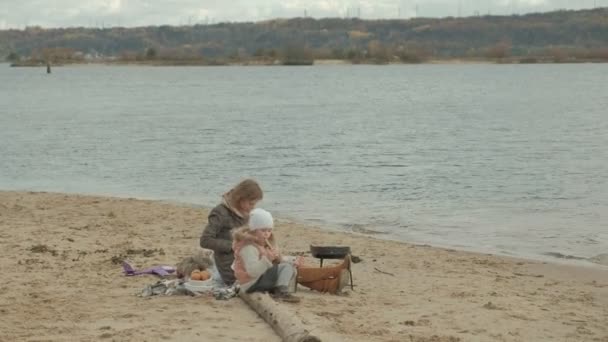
left=249, top=208, right=274, bottom=230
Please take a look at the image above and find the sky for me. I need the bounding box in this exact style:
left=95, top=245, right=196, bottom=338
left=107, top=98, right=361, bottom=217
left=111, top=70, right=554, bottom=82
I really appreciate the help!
left=0, top=0, right=605, bottom=29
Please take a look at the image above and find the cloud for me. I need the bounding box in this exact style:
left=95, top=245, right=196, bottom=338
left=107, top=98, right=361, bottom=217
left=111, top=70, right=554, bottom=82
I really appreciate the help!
left=106, top=0, right=123, bottom=13
left=0, top=0, right=601, bottom=28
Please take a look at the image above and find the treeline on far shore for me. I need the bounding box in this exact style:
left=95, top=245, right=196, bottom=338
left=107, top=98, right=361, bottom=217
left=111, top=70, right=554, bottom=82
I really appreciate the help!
left=8, top=43, right=608, bottom=67
left=5, top=8, right=608, bottom=67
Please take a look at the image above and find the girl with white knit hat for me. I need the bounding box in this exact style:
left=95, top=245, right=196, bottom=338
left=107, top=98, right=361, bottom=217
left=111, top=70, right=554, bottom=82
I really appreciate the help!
left=231, top=208, right=301, bottom=303
left=233, top=208, right=351, bottom=300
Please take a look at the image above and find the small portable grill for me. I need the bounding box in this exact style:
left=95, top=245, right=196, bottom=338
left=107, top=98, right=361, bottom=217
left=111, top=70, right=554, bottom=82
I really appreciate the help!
left=309, top=245, right=354, bottom=290
left=310, top=245, right=351, bottom=266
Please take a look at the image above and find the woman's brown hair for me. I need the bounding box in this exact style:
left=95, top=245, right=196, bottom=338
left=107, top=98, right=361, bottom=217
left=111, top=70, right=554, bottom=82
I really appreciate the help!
left=227, top=179, right=263, bottom=206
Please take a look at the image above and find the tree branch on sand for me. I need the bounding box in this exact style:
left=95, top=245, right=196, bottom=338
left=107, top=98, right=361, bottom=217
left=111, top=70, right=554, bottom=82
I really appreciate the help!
left=239, top=292, right=322, bottom=342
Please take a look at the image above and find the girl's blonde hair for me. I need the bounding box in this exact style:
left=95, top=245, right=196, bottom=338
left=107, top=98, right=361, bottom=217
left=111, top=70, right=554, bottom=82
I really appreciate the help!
left=227, top=178, right=263, bottom=206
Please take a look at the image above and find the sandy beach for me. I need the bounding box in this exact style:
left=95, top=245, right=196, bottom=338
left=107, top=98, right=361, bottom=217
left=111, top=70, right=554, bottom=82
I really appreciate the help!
left=0, top=191, right=606, bottom=342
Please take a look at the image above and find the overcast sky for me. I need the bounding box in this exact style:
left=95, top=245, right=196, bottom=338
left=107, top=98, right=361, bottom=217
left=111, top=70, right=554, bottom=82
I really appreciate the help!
left=0, top=0, right=604, bottom=29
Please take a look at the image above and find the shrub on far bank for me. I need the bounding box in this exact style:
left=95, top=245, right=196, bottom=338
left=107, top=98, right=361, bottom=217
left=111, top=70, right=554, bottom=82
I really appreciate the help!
left=281, top=45, right=314, bottom=65
left=7, top=52, right=20, bottom=62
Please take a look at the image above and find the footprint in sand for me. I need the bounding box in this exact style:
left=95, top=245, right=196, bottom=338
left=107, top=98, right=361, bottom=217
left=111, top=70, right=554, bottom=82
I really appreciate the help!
left=400, top=319, right=431, bottom=327
left=482, top=301, right=503, bottom=310
left=314, top=311, right=343, bottom=319
left=586, top=281, right=608, bottom=288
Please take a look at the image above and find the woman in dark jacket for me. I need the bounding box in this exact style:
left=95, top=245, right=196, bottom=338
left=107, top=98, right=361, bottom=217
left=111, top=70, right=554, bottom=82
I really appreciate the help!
left=200, top=179, right=263, bottom=285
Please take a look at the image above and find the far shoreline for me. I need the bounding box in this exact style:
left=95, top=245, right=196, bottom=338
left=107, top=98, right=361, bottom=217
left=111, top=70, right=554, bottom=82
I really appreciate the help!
left=8, top=57, right=608, bottom=68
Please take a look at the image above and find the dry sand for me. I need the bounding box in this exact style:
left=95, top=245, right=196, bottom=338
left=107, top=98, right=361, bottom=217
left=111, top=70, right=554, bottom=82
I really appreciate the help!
left=0, top=191, right=606, bottom=342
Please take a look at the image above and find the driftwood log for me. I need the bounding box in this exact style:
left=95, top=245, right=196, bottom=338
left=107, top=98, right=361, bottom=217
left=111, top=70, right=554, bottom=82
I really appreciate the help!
left=239, top=292, right=322, bottom=342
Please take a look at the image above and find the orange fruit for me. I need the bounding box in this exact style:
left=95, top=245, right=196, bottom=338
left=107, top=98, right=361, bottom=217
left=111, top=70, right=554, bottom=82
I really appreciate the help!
left=190, top=271, right=203, bottom=280
left=199, top=270, right=210, bottom=281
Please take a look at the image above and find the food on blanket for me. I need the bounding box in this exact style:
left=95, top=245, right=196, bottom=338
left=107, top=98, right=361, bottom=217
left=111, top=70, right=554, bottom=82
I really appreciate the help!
left=198, top=270, right=210, bottom=280
left=176, top=251, right=213, bottom=278
left=190, top=270, right=211, bottom=281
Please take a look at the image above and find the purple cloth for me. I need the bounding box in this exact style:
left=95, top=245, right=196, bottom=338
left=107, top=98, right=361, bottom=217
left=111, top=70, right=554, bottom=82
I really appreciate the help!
left=122, top=261, right=176, bottom=277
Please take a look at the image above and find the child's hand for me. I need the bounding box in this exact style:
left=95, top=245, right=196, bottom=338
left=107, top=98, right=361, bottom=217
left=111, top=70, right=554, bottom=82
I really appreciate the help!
left=267, top=248, right=280, bottom=262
